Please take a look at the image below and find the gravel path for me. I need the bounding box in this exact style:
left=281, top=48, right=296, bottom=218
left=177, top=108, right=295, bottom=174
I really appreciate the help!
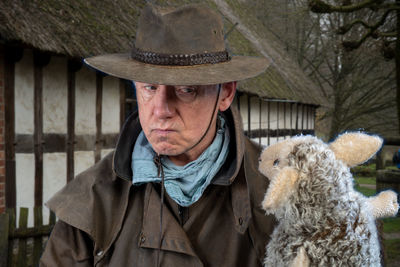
left=384, top=232, right=400, bottom=240
left=359, top=183, right=377, bottom=189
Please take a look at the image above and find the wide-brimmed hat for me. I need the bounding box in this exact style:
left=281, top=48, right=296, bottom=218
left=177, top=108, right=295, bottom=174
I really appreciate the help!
left=84, top=4, right=270, bottom=85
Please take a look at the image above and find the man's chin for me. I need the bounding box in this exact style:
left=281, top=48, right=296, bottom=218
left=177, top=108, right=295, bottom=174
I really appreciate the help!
left=152, top=144, right=182, bottom=156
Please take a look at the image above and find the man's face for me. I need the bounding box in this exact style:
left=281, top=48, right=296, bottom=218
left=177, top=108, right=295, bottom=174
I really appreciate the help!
left=135, top=81, right=236, bottom=165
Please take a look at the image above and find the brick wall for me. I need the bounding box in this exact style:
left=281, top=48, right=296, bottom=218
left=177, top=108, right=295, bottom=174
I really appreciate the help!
left=0, top=45, right=5, bottom=214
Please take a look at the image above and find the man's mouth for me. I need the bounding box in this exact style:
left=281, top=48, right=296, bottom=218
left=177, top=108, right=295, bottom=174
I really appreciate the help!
left=152, top=129, right=176, bottom=135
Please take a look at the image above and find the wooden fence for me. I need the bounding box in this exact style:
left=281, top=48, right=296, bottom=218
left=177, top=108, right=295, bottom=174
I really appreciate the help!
left=0, top=207, right=55, bottom=267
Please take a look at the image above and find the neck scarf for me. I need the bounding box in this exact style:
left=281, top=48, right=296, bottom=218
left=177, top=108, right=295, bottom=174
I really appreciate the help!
left=131, top=116, right=230, bottom=207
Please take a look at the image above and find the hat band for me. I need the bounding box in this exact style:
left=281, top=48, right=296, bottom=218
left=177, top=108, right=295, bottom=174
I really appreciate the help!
left=131, top=46, right=231, bottom=66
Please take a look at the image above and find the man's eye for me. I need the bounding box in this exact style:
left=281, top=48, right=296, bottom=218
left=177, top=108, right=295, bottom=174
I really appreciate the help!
left=174, top=86, right=198, bottom=102
left=144, top=85, right=157, bottom=91
left=176, top=87, right=196, bottom=94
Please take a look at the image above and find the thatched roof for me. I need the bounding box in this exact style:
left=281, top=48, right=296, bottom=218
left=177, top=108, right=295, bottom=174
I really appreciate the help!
left=0, top=0, right=142, bottom=57
left=0, top=0, right=325, bottom=106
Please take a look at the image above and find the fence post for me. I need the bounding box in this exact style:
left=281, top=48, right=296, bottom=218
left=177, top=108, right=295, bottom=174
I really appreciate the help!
left=376, top=150, right=385, bottom=170
left=0, top=213, right=9, bottom=267
left=33, top=207, right=43, bottom=265
left=17, top=207, right=28, bottom=267
left=7, top=209, right=15, bottom=267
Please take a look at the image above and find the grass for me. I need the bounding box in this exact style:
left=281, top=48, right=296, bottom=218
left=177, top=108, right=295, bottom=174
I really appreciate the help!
left=354, top=176, right=376, bottom=185
left=384, top=239, right=400, bottom=266
left=383, top=217, right=400, bottom=233
left=354, top=184, right=376, bottom=197
left=353, top=164, right=400, bottom=266
left=387, top=166, right=399, bottom=171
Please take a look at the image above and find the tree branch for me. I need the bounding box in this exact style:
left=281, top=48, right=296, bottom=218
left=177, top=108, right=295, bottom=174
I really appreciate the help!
left=341, top=9, right=394, bottom=50
left=377, top=31, right=397, bottom=37
left=337, top=20, right=371, bottom=34
left=309, top=0, right=384, bottom=14
left=339, top=8, right=394, bottom=34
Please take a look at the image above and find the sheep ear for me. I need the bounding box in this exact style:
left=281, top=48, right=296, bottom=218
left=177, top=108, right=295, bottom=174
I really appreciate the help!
left=329, top=133, right=383, bottom=167
left=261, top=167, right=299, bottom=213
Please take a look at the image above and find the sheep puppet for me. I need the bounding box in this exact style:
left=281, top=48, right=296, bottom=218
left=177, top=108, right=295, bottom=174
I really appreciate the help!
left=258, top=132, right=399, bottom=267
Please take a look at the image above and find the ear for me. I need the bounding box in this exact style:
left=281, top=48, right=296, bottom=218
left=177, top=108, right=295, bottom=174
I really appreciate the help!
left=329, top=132, right=383, bottom=167
left=261, top=167, right=299, bottom=213
left=218, top=81, right=237, bottom=112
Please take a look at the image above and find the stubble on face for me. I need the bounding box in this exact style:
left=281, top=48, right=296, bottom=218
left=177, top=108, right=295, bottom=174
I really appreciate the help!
left=136, top=82, right=220, bottom=164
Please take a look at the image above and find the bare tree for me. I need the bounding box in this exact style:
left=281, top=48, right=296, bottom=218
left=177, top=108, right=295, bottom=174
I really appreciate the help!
left=309, top=0, right=400, bottom=135
left=251, top=0, right=396, bottom=138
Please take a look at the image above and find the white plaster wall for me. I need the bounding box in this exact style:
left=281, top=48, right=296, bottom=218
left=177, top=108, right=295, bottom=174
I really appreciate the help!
left=43, top=56, right=68, bottom=133
left=102, top=77, right=120, bottom=134
left=101, top=148, right=114, bottom=159
left=249, top=96, right=260, bottom=130
left=238, top=94, right=250, bottom=131
left=238, top=94, right=315, bottom=131
left=43, top=153, right=67, bottom=224
left=15, top=153, right=35, bottom=227
left=307, top=107, right=315, bottom=129
left=15, top=50, right=34, bottom=134
left=252, top=137, right=280, bottom=147
left=278, top=103, right=287, bottom=129
left=298, top=105, right=304, bottom=129
left=239, top=95, right=290, bottom=130
left=262, top=102, right=278, bottom=129
left=75, top=68, right=96, bottom=135
left=74, top=151, right=95, bottom=176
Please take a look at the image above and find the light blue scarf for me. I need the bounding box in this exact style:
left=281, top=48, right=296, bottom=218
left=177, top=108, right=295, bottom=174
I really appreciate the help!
left=131, top=116, right=230, bottom=207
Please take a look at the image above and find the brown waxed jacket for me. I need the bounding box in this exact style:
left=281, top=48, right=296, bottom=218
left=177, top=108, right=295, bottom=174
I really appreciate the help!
left=40, top=107, right=276, bottom=267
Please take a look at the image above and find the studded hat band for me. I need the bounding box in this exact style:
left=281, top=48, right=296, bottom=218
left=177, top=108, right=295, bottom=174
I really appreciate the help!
left=131, top=46, right=231, bottom=66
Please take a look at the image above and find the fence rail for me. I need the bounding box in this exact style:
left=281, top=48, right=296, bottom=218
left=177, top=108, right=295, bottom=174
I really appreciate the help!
left=0, top=207, right=55, bottom=267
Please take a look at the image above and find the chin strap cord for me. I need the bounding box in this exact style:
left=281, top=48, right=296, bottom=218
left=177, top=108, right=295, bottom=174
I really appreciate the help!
left=153, top=84, right=222, bottom=267
left=181, top=84, right=221, bottom=155
left=154, top=154, right=165, bottom=267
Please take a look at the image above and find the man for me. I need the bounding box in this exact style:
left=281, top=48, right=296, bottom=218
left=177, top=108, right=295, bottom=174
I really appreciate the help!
left=41, top=4, right=276, bottom=266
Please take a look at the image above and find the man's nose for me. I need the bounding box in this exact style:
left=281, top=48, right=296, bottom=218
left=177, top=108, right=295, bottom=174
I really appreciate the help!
left=153, top=85, right=175, bottom=119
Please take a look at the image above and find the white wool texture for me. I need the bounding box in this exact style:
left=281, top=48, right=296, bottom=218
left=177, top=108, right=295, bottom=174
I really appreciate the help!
left=264, top=136, right=381, bottom=267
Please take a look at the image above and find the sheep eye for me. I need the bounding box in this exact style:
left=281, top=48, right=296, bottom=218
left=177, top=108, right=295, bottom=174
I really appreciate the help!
left=273, top=159, right=279, bottom=166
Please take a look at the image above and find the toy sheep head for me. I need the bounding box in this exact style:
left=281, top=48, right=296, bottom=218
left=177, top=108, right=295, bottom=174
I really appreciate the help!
left=259, top=132, right=399, bottom=267
left=258, top=132, right=397, bottom=216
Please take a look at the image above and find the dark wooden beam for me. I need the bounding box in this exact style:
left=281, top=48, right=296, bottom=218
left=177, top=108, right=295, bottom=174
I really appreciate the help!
left=0, top=213, right=9, bottom=267
left=313, top=107, right=316, bottom=130
left=33, top=51, right=50, bottom=68
left=95, top=72, right=103, bottom=163
left=283, top=103, right=287, bottom=139
left=4, top=49, right=17, bottom=209
left=290, top=103, right=293, bottom=137
left=247, top=95, right=251, bottom=138
left=4, top=46, right=23, bottom=63
left=384, top=136, right=400, bottom=146
left=258, top=98, right=261, bottom=145
left=277, top=102, right=280, bottom=141
left=67, top=59, right=81, bottom=182
left=244, top=128, right=314, bottom=138
left=119, top=79, right=126, bottom=130
left=15, top=133, right=118, bottom=153
left=295, top=103, right=299, bottom=131
left=267, top=101, right=270, bottom=145
left=33, top=51, right=50, bottom=207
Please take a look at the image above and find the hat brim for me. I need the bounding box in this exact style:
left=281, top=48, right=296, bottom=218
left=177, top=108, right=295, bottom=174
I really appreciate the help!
left=84, top=53, right=270, bottom=85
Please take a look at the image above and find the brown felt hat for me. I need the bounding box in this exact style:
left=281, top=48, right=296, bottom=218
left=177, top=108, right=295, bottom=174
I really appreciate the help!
left=84, top=4, right=270, bottom=85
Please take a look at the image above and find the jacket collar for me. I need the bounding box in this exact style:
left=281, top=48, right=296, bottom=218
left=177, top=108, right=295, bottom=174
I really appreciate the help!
left=113, top=106, right=246, bottom=185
